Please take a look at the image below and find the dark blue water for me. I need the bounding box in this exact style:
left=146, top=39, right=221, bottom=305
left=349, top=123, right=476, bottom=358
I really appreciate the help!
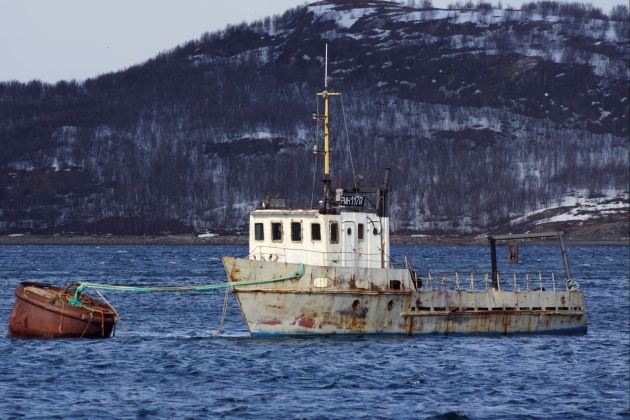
left=1, top=245, right=628, bottom=419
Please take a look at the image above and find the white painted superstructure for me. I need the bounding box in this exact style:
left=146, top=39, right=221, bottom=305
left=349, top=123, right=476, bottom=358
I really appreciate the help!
left=248, top=209, right=390, bottom=269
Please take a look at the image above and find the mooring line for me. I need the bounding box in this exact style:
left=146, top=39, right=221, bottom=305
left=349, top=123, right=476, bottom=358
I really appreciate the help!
left=93, top=288, right=130, bottom=337
left=66, top=263, right=305, bottom=336
left=214, top=286, right=229, bottom=337
left=69, top=262, right=304, bottom=305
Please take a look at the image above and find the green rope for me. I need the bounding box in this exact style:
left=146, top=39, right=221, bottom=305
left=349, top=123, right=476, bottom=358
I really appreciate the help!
left=68, top=262, right=305, bottom=307
left=566, top=279, right=580, bottom=291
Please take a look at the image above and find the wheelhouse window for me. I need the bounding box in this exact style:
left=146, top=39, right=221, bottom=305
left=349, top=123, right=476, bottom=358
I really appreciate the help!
left=330, top=222, right=339, bottom=244
left=255, top=223, right=264, bottom=241
left=291, top=221, right=302, bottom=242
left=271, top=222, right=283, bottom=242
left=358, top=223, right=364, bottom=241
left=311, top=223, right=321, bottom=241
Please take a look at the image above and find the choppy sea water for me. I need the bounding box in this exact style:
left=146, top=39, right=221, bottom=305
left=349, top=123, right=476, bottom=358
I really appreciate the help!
left=0, top=245, right=628, bottom=419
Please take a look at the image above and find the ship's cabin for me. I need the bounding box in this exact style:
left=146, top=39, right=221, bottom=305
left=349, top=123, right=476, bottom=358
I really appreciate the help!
left=248, top=207, right=390, bottom=269
left=249, top=169, right=392, bottom=269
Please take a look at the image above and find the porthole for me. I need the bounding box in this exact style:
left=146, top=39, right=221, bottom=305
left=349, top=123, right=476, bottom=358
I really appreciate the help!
left=373, top=227, right=378, bottom=235
left=347, top=227, right=352, bottom=235
left=352, top=299, right=360, bottom=310
left=387, top=300, right=394, bottom=311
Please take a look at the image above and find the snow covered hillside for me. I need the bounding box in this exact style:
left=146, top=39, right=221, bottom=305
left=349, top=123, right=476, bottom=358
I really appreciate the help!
left=0, top=0, right=627, bottom=238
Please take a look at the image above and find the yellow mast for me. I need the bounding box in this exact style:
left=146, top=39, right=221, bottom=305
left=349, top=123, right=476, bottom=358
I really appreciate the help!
left=315, top=45, right=340, bottom=210
left=316, top=90, right=340, bottom=176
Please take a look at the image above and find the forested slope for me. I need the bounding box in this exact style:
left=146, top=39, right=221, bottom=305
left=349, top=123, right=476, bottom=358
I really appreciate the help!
left=0, top=0, right=628, bottom=236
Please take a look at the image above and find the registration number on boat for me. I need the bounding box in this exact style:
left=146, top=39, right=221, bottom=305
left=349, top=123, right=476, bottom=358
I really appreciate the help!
left=340, top=195, right=365, bottom=206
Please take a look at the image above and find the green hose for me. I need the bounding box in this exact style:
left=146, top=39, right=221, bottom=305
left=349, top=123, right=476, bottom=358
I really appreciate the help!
left=68, top=262, right=305, bottom=307
left=566, top=279, right=580, bottom=291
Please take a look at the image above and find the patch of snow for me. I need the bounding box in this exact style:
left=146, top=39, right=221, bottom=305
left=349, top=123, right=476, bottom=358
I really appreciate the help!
left=10, top=161, right=35, bottom=172
left=198, top=233, right=218, bottom=238
left=373, top=29, right=391, bottom=40
left=510, top=191, right=629, bottom=226
left=309, top=4, right=376, bottom=29
left=604, top=25, right=618, bottom=42
left=308, top=3, right=335, bottom=17
left=230, top=131, right=276, bottom=141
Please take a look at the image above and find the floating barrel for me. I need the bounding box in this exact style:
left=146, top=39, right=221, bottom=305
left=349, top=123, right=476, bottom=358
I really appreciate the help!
left=8, top=281, right=116, bottom=338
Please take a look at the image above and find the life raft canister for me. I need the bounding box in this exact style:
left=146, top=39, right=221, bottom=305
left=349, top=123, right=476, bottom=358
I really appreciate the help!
left=507, top=241, right=519, bottom=263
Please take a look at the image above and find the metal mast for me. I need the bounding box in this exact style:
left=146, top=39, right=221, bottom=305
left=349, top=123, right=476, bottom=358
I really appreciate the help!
left=315, top=45, right=340, bottom=212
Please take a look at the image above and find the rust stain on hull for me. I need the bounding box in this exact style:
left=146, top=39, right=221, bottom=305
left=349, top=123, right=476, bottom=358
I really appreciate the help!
left=223, top=257, right=587, bottom=336
left=234, top=289, right=587, bottom=336
left=298, top=317, right=316, bottom=328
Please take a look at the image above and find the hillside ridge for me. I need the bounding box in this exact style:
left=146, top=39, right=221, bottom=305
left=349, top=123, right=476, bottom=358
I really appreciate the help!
left=0, top=0, right=627, bottom=236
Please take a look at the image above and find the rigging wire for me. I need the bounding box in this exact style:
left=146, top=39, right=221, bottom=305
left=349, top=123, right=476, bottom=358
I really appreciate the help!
left=340, top=93, right=357, bottom=190
left=311, top=154, right=318, bottom=209
left=311, top=95, right=320, bottom=208
left=269, top=125, right=316, bottom=207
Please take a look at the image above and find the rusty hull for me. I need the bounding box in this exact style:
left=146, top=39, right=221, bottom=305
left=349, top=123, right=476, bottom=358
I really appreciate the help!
left=8, top=282, right=117, bottom=338
left=223, top=257, right=587, bottom=337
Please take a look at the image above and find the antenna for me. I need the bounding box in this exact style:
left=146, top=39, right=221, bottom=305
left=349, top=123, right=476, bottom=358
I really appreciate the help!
left=325, top=44, right=328, bottom=88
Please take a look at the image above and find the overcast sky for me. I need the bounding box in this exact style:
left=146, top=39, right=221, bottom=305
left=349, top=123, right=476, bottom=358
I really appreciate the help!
left=0, top=0, right=625, bottom=84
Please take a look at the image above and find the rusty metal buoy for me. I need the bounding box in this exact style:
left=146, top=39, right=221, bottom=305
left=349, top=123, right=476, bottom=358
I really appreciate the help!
left=8, top=281, right=117, bottom=338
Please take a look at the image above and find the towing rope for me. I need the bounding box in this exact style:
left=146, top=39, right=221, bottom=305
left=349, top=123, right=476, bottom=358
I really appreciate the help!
left=68, top=263, right=305, bottom=307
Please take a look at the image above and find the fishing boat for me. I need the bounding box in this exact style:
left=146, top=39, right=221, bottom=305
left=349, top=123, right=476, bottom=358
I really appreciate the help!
left=222, top=49, right=587, bottom=337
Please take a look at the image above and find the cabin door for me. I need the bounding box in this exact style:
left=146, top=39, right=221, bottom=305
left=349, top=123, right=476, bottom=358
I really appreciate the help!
left=342, top=221, right=356, bottom=267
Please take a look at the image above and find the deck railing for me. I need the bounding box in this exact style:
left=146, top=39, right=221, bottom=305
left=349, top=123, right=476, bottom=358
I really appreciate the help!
left=246, top=247, right=576, bottom=292
left=415, top=271, right=573, bottom=292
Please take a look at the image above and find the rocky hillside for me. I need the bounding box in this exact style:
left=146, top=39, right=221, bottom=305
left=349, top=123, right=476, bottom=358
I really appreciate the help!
left=0, top=0, right=628, bottom=237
